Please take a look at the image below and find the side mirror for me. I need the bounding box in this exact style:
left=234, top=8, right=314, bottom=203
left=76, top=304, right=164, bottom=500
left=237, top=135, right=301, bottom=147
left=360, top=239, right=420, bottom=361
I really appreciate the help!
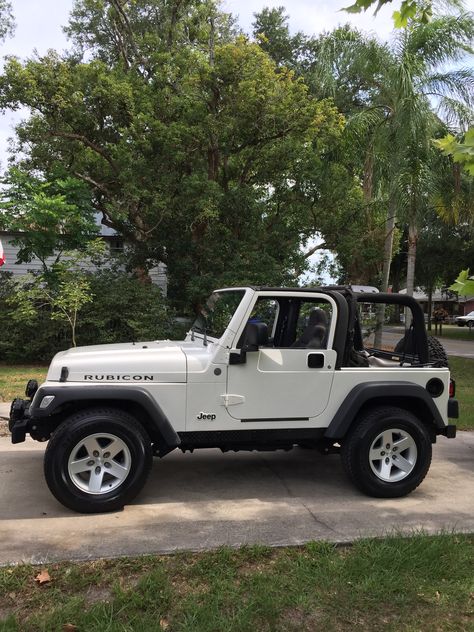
left=229, top=322, right=269, bottom=365
left=242, top=322, right=268, bottom=351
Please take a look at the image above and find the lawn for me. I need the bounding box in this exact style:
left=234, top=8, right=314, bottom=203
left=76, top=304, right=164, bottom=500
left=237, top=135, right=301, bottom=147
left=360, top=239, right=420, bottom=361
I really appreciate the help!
left=0, top=365, right=47, bottom=402
left=432, top=324, right=474, bottom=342
left=0, top=534, right=473, bottom=631
left=448, top=356, right=474, bottom=430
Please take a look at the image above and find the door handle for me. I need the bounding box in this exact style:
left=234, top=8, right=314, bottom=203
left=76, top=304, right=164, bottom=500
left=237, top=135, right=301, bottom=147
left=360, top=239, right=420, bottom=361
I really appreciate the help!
left=307, top=353, right=324, bottom=368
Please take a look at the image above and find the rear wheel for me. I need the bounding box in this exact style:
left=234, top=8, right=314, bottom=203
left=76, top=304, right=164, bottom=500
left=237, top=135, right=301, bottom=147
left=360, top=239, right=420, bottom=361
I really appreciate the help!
left=341, top=406, right=432, bottom=498
left=44, top=407, right=153, bottom=513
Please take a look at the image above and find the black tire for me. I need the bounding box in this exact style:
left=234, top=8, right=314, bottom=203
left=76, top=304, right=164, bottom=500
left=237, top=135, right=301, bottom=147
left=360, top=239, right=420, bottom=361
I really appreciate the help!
left=44, top=407, right=153, bottom=513
left=341, top=406, right=432, bottom=498
left=394, top=332, right=448, bottom=367
left=457, top=322, right=465, bottom=327
left=426, top=335, right=449, bottom=368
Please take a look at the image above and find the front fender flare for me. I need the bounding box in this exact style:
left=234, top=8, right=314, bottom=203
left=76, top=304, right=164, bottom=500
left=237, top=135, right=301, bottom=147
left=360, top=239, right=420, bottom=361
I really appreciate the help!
left=324, top=381, right=445, bottom=440
left=30, top=385, right=180, bottom=448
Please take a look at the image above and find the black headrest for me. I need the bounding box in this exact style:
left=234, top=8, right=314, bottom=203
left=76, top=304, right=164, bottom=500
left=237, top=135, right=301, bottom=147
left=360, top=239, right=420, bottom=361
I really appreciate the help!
left=308, top=308, right=328, bottom=328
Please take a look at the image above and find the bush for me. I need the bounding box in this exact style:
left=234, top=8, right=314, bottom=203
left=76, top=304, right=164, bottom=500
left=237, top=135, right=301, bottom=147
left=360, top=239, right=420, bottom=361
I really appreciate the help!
left=0, top=270, right=178, bottom=363
left=77, top=270, right=178, bottom=345
left=0, top=271, right=70, bottom=362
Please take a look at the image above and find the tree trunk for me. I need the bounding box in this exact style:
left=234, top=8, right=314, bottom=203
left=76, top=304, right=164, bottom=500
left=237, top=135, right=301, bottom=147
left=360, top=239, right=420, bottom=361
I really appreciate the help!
left=406, top=220, right=418, bottom=297
left=405, top=219, right=418, bottom=327
left=374, top=196, right=397, bottom=348
left=363, top=149, right=374, bottom=202
left=427, top=285, right=433, bottom=331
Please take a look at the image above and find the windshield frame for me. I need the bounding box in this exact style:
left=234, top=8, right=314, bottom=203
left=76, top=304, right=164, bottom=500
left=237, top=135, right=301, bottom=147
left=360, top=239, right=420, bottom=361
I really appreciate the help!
left=190, top=289, right=248, bottom=341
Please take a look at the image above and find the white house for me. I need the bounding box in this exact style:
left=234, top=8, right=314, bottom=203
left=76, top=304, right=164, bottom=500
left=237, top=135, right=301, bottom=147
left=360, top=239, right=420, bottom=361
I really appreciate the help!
left=0, top=218, right=167, bottom=294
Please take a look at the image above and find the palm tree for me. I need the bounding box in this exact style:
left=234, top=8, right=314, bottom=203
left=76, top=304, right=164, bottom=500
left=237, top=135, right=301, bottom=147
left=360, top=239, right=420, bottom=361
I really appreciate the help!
left=385, top=12, right=474, bottom=299
left=312, top=10, right=473, bottom=343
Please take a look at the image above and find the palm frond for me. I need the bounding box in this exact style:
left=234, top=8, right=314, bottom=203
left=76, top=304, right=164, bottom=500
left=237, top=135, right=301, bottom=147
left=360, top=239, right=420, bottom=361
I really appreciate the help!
left=405, top=14, right=474, bottom=68
left=436, top=95, right=474, bottom=127
left=423, top=68, right=474, bottom=107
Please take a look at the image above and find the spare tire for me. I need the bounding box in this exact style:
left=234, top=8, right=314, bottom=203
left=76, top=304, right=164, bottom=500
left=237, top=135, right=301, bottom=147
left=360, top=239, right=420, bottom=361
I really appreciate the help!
left=394, top=332, right=449, bottom=367
left=426, top=335, right=449, bottom=368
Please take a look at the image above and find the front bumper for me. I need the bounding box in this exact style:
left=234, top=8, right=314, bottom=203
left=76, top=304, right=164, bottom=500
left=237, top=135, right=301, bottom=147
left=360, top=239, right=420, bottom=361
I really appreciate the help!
left=9, top=398, right=31, bottom=444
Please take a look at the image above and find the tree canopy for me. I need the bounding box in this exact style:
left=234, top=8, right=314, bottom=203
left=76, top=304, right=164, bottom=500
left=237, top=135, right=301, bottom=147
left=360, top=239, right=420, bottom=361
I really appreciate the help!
left=0, top=0, right=473, bottom=313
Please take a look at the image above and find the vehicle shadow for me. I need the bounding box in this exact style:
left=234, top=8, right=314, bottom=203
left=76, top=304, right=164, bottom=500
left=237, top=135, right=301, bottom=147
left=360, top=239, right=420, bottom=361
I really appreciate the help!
left=0, top=446, right=351, bottom=520
left=1, top=439, right=473, bottom=521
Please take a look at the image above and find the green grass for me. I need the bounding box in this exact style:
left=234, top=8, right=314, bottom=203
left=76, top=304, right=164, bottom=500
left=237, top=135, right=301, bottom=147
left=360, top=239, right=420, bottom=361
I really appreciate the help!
left=449, top=356, right=474, bottom=430
left=432, top=325, right=474, bottom=342
left=0, top=535, right=473, bottom=631
left=0, top=365, right=48, bottom=402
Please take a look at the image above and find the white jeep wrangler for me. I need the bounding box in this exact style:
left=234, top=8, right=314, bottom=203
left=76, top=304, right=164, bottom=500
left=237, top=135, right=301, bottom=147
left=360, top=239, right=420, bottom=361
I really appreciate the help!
left=10, top=286, right=458, bottom=513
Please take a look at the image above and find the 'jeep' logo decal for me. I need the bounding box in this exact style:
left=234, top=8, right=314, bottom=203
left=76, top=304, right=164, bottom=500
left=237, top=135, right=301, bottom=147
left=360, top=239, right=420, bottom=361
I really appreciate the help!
left=84, top=375, right=154, bottom=381
left=197, top=412, right=217, bottom=420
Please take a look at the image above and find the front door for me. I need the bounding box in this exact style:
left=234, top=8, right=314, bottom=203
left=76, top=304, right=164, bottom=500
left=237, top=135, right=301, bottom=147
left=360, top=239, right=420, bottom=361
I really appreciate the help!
left=226, top=347, right=337, bottom=421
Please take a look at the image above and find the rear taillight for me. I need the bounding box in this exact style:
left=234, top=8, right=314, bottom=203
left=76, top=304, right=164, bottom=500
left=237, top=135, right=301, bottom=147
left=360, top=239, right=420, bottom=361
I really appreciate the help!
left=449, top=379, right=456, bottom=398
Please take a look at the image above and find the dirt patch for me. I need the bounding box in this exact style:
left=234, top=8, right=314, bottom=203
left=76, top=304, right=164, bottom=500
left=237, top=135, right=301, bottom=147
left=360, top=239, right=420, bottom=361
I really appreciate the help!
left=280, top=606, right=324, bottom=631
left=83, top=585, right=113, bottom=606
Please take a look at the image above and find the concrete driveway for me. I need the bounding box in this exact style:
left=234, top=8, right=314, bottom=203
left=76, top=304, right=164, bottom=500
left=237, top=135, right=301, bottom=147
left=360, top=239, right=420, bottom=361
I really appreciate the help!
left=0, top=432, right=473, bottom=566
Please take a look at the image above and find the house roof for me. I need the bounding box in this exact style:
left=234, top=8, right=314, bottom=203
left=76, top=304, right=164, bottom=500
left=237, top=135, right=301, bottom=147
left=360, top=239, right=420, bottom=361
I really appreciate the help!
left=399, top=287, right=474, bottom=302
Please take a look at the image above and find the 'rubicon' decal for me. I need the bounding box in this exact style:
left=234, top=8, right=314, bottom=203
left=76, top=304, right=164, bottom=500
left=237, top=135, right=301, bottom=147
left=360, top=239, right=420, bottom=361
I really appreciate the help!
left=83, top=375, right=154, bottom=381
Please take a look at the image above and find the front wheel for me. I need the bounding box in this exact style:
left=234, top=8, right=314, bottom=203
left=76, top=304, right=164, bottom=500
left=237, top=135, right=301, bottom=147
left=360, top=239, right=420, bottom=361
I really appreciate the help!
left=341, top=406, right=432, bottom=498
left=44, top=407, right=153, bottom=513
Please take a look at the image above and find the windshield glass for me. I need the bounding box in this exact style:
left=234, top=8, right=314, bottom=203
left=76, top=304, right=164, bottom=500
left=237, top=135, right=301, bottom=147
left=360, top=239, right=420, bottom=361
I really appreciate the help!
left=192, top=290, right=246, bottom=339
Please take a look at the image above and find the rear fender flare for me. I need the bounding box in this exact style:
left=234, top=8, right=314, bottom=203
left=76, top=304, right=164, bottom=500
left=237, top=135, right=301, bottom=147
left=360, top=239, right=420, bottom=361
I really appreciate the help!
left=324, top=381, right=445, bottom=440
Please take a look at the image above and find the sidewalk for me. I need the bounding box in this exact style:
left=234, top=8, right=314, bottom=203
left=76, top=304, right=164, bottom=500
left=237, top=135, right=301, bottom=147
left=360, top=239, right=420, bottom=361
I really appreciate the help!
left=0, top=402, right=10, bottom=419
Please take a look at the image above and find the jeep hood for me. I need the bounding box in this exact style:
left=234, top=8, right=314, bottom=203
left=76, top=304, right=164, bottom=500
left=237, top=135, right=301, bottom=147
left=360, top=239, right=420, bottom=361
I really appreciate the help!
left=46, top=340, right=188, bottom=383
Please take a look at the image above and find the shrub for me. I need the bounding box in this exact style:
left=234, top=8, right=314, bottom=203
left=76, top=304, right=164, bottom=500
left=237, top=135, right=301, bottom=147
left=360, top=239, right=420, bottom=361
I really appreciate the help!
left=0, top=270, right=178, bottom=363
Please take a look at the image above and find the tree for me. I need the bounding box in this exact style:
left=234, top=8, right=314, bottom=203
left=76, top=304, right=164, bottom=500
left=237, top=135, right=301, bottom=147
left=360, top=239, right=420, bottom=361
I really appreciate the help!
left=0, top=0, right=14, bottom=43
left=450, top=268, right=474, bottom=296
left=435, top=128, right=474, bottom=175
left=390, top=14, right=474, bottom=300
left=416, top=211, right=473, bottom=327
left=251, top=20, right=393, bottom=284
left=341, top=11, right=474, bottom=299
left=0, top=0, right=345, bottom=311
left=344, top=0, right=465, bottom=27
left=9, top=241, right=106, bottom=347
left=252, top=6, right=307, bottom=68
left=0, top=168, right=99, bottom=270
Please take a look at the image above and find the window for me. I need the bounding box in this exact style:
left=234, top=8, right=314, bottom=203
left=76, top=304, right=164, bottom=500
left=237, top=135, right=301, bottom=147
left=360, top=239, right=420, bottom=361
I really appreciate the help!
left=293, top=299, right=332, bottom=349
left=192, top=290, right=246, bottom=340
left=358, top=302, right=417, bottom=359
left=248, top=298, right=279, bottom=339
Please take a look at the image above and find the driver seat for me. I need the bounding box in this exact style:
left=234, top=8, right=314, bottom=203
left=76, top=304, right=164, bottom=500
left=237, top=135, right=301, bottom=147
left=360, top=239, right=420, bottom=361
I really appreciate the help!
left=291, top=308, right=328, bottom=349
